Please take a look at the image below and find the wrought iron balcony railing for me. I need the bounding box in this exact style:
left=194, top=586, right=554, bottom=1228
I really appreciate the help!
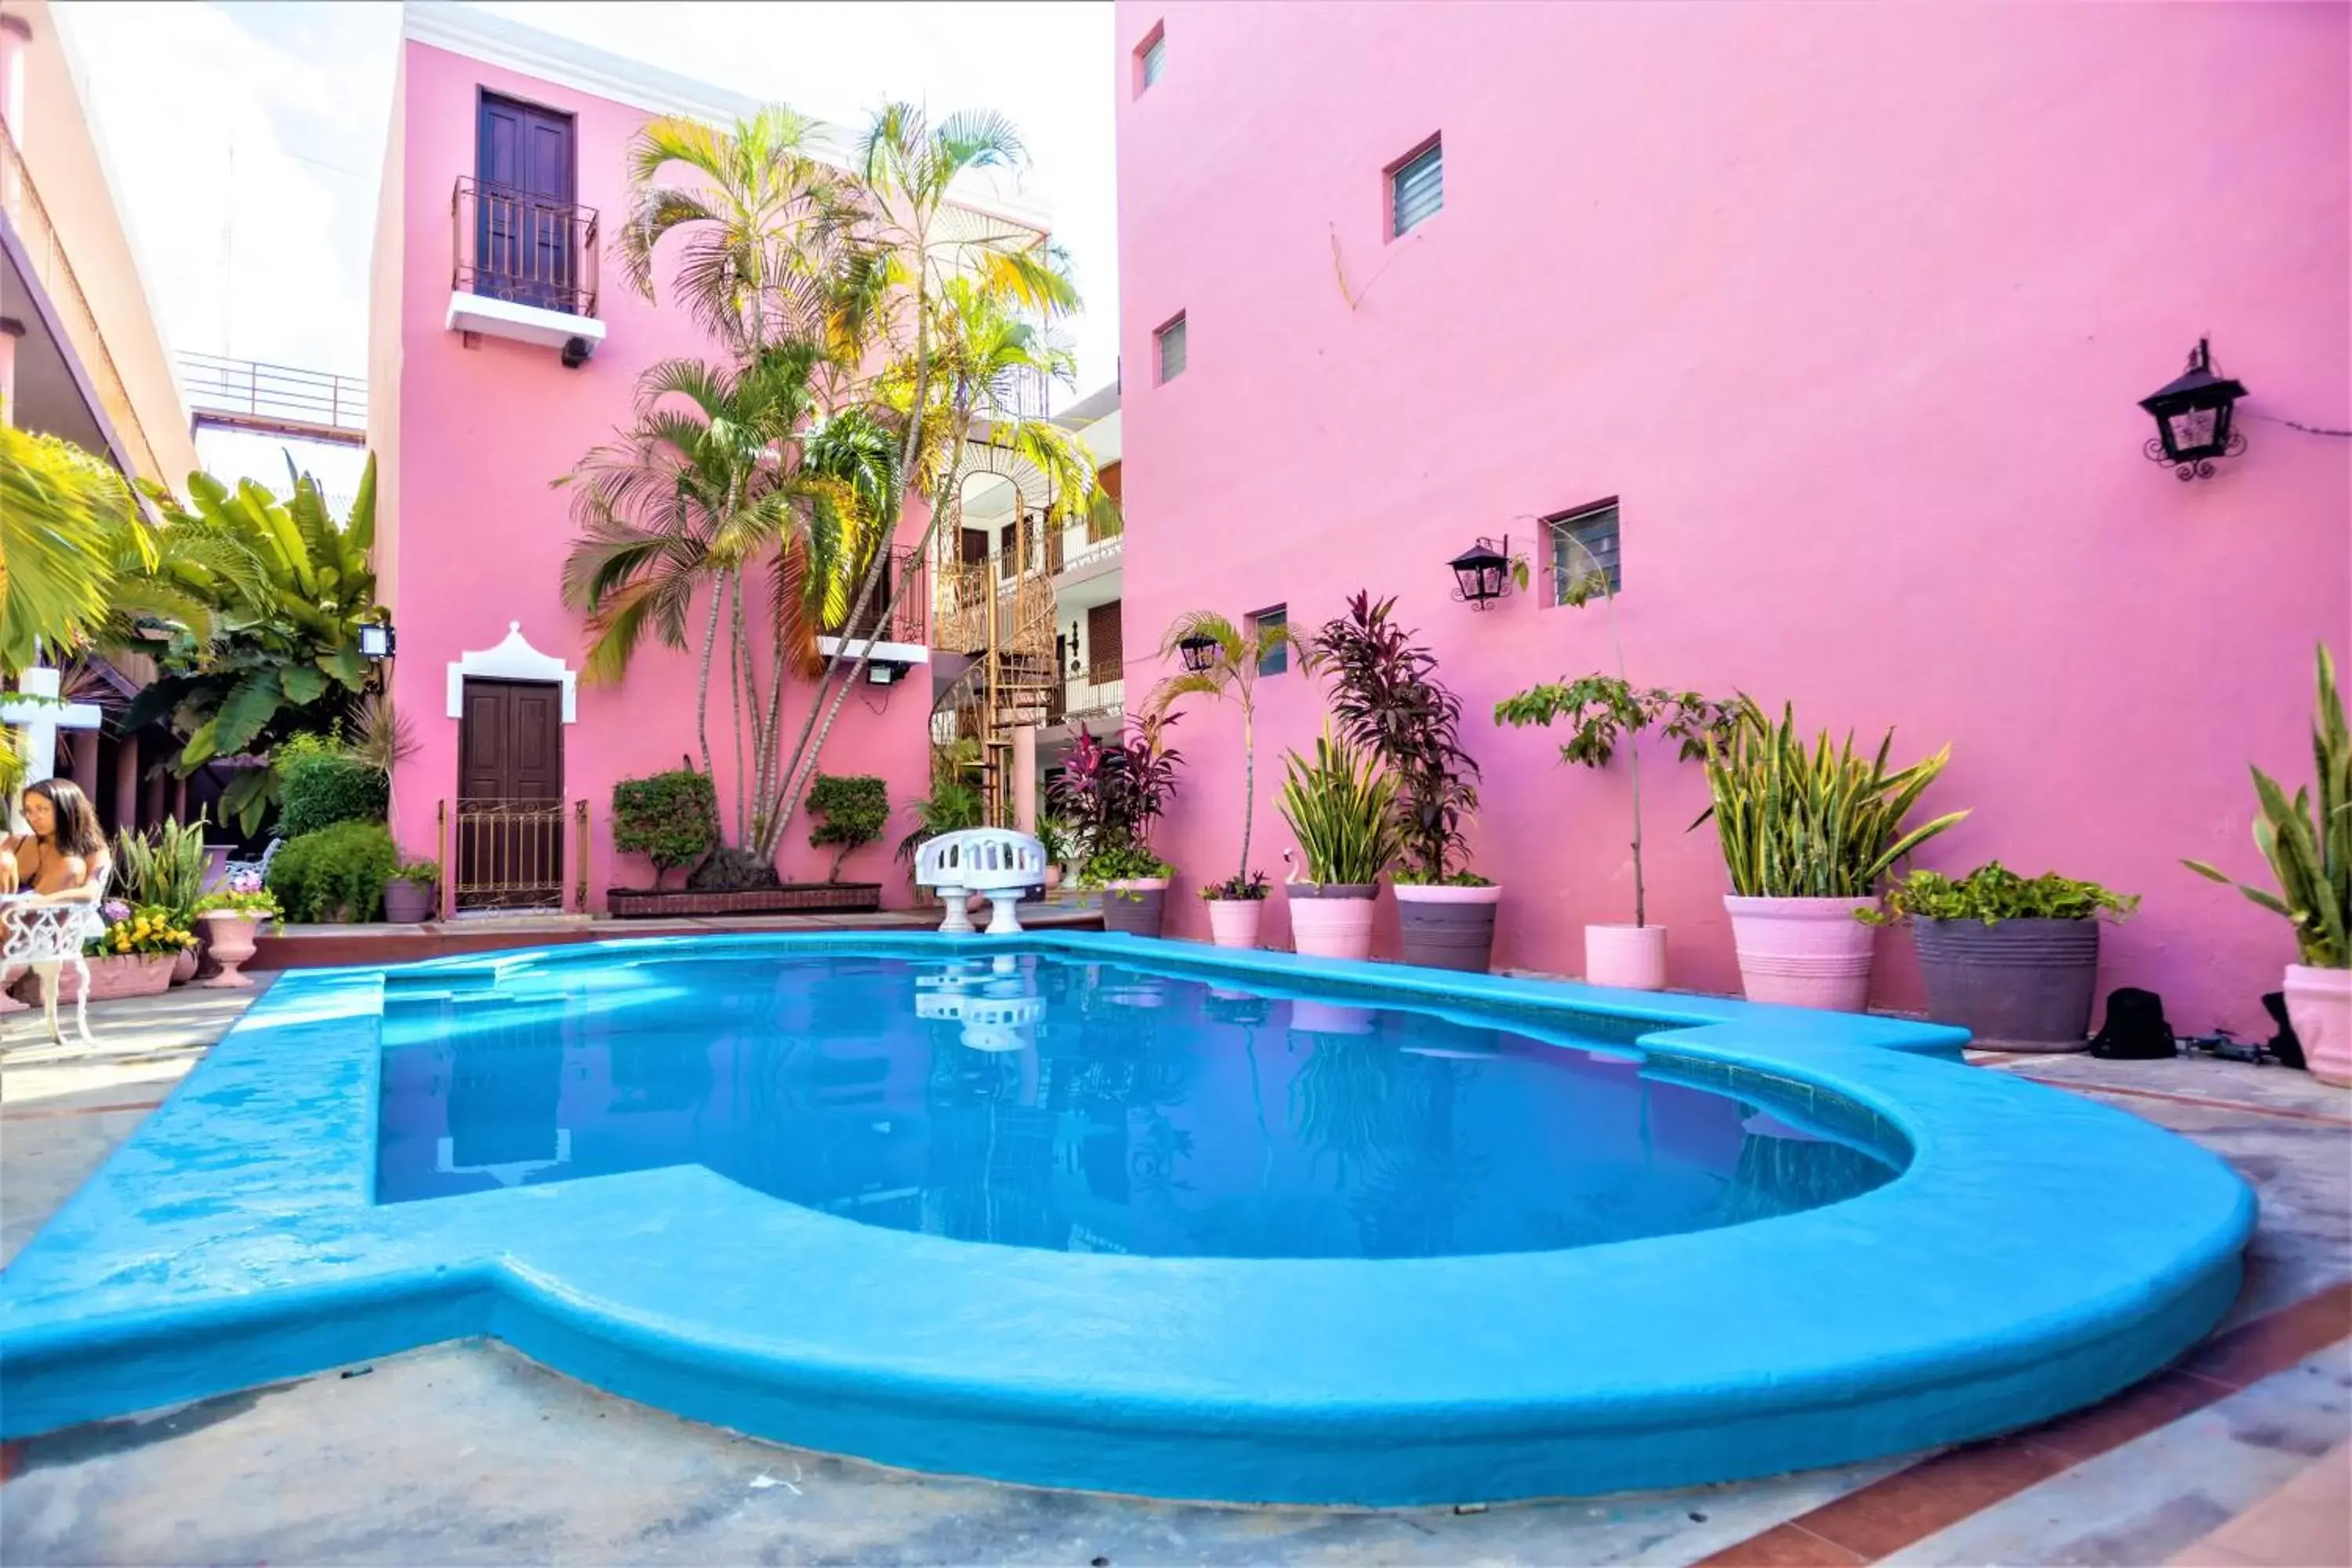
left=827, top=546, right=927, bottom=647
left=452, top=176, right=600, bottom=318
left=181, top=353, right=367, bottom=439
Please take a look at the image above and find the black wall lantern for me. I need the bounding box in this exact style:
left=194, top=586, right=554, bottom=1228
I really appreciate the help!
left=1177, top=633, right=1218, bottom=673
left=1449, top=536, right=1512, bottom=609
left=2140, top=338, right=2248, bottom=481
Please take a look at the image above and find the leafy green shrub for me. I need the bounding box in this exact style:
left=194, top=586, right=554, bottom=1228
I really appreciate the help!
left=275, top=732, right=388, bottom=839
left=807, top=774, right=889, bottom=881
left=1079, top=841, right=1174, bottom=886
left=1276, top=730, right=1403, bottom=887
left=1882, top=862, right=2137, bottom=924
left=612, top=769, right=717, bottom=889
left=267, top=820, right=397, bottom=924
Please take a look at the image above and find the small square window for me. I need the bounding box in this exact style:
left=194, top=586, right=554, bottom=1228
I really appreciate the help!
left=1137, top=26, right=1167, bottom=94
left=1154, top=313, right=1187, bottom=383
left=1250, top=605, right=1288, bottom=676
left=1547, top=503, right=1621, bottom=604
left=1390, top=137, right=1443, bottom=238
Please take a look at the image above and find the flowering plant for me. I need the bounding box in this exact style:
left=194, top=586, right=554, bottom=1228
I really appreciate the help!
left=86, top=905, right=198, bottom=958
left=195, top=883, right=281, bottom=919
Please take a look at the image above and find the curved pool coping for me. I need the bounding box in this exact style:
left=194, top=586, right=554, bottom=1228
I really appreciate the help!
left=0, top=932, right=2255, bottom=1506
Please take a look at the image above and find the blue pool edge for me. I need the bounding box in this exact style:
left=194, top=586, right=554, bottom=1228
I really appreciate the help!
left=0, top=931, right=2258, bottom=1506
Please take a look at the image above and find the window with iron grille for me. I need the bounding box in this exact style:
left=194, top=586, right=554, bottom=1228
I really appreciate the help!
left=1138, top=26, right=1167, bottom=93
left=1547, top=503, right=1622, bottom=603
left=1155, top=314, right=1187, bottom=383
left=1390, top=137, right=1443, bottom=238
left=1251, top=605, right=1288, bottom=676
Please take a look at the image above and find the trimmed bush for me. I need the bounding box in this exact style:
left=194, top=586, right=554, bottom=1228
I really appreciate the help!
left=612, top=769, right=717, bottom=889
left=267, top=820, right=397, bottom=924
left=276, top=733, right=388, bottom=840
left=808, top=774, right=889, bottom=881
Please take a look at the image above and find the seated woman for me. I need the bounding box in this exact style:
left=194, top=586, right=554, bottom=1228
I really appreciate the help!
left=0, top=778, right=113, bottom=906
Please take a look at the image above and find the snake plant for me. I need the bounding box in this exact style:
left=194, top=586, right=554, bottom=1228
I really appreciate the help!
left=1278, top=730, right=1404, bottom=886
left=2187, top=644, right=2350, bottom=968
left=1700, top=701, right=1969, bottom=898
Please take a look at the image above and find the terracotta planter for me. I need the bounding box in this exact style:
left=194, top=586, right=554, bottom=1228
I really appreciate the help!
left=170, top=946, right=198, bottom=985
left=1099, top=878, right=1170, bottom=938
left=382, top=877, right=437, bottom=924
left=2285, top=964, right=2351, bottom=1087
left=198, top=911, right=262, bottom=989
left=13, top=952, right=176, bottom=1004
left=1586, top=923, right=1669, bottom=990
left=1724, top=895, right=1879, bottom=1011
left=1914, top=916, right=2101, bottom=1051
left=1204, top=898, right=1265, bottom=949
left=1288, top=883, right=1377, bottom=961
left=1396, top=883, right=1501, bottom=972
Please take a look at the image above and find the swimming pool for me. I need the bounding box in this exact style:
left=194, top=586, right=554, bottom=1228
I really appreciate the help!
left=0, top=934, right=2255, bottom=1505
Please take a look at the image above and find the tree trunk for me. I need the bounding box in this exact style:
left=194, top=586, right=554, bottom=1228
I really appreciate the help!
left=694, top=579, right=723, bottom=792
left=769, top=416, right=967, bottom=841
left=761, top=241, right=934, bottom=842
left=1239, top=699, right=1255, bottom=889
left=1628, top=731, right=1646, bottom=928
left=728, top=571, right=749, bottom=844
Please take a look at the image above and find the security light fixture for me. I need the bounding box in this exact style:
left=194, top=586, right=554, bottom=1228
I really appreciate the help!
left=358, top=621, right=397, bottom=661
left=2140, top=338, right=2247, bottom=481
left=1450, top=538, right=1513, bottom=609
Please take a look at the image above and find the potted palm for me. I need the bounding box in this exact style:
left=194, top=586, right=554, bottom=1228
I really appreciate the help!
left=1308, top=593, right=1494, bottom=971
left=1149, top=610, right=1298, bottom=949
left=1701, top=701, right=1969, bottom=1011
left=1496, top=677, right=1738, bottom=988
left=2187, top=644, right=2348, bottom=1085
left=1277, top=729, right=1403, bottom=960
left=1878, top=863, right=2136, bottom=1050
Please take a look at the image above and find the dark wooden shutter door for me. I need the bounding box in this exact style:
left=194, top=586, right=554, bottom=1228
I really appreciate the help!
left=457, top=679, right=564, bottom=909
left=477, top=94, right=575, bottom=308
left=1087, top=601, right=1123, bottom=683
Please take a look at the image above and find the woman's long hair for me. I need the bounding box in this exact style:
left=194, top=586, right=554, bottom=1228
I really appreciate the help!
left=25, top=779, right=106, bottom=858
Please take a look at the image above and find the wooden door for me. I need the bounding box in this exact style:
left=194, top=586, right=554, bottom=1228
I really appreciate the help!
left=457, top=679, right=564, bottom=909
left=477, top=93, right=576, bottom=309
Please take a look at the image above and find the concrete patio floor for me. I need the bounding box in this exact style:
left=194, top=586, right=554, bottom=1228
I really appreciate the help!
left=2, top=981, right=2346, bottom=1566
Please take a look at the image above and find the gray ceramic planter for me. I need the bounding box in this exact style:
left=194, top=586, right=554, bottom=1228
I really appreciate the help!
left=1914, top=916, right=2100, bottom=1051
left=1099, top=878, right=1170, bottom=938
left=1396, top=884, right=1501, bottom=973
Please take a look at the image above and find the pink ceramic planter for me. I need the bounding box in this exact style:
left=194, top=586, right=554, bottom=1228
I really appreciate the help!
left=2285, top=964, right=2350, bottom=1087
left=1204, top=899, right=1264, bottom=949
left=1723, top=895, right=1880, bottom=1012
left=1287, top=887, right=1377, bottom=961
left=1585, top=924, right=1669, bottom=990
left=199, top=913, right=263, bottom=990
left=13, top=953, right=176, bottom=1004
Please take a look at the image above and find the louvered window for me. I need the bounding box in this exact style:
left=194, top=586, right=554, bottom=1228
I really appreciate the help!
left=1087, top=601, right=1123, bottom=683
left=1391, top=139, right=1443, bottom=237
left=1155, top=314, right=1187, bottom=383
left=1547, top=503, right=1622, bottom=602
left=1139, top=28, right=1167, bottom=92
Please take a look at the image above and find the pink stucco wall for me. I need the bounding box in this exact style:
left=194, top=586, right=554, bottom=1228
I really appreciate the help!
left=1116, top=2, right=2351, bottom=1033
left=375, top=41, right=931, bottom=906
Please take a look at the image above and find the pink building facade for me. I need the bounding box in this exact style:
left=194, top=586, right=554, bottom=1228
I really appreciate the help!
left=369, top=7, right=973, bottom=911
left=1114, top=2, right=2350, bottom=1033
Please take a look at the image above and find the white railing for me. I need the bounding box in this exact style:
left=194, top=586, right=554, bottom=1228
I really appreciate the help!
left=1057, top=530, right=1123, bottom=578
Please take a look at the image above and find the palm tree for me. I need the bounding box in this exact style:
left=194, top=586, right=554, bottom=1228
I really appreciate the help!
left=0, top=426, right=134, bottom=670
left=560, top=348, right=877, bottom=855
left=1147, top=611, right=1301, bottom=892
left=764, top=275, right=1102, bottom=840
left=617, top=107, right=862, bottom=357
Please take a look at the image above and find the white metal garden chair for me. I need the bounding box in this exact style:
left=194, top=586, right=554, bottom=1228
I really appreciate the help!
left=913, top=829, right=1047, bottom=935
left=0, top=870, right=112, bottom=1045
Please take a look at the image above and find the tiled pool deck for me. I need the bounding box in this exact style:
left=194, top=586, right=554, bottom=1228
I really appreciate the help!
left=2, top=981, right=2344, bottom=1565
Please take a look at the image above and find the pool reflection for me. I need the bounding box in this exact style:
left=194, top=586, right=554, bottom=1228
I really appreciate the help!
left=374, top=953, right=1901, bottom=1258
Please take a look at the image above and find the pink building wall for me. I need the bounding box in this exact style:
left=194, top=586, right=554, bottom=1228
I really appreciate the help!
left=375, top=39, right=931, bottom=907
left=1115, top=2, right=2351, bottom=1033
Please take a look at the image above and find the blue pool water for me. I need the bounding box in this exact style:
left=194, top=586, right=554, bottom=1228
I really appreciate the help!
left=376, top=951, right=1901, bottom=1258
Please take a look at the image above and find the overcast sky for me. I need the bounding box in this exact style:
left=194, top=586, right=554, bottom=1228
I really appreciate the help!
left=59, top=1, right=1120, bottom=407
